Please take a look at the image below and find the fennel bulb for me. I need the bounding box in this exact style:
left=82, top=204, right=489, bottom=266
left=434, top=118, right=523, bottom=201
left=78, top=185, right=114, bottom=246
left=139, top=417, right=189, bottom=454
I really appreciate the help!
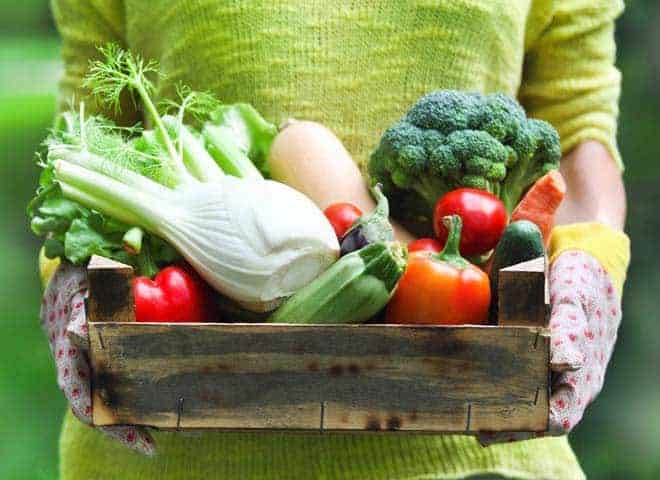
left=46, top=44, right=339, bottom=311
left=54, top=151, right=339, bottom=311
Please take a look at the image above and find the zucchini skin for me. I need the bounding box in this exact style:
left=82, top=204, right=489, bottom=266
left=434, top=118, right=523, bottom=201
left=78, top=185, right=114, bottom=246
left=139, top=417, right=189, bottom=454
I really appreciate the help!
left=490, top=220, right=545, bottom=289
left=268, top=242, right=407, bottom=324
left=489, top=220, right=544, bottom=323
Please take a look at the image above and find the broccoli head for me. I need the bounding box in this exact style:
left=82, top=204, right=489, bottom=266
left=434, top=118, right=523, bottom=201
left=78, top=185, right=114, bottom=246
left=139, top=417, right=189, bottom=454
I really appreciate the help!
left=368, top=90, right=561, bottom=235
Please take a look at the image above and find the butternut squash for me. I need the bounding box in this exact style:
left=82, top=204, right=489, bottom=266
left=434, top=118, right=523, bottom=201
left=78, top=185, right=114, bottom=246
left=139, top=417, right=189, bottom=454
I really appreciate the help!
left=269, top=120, right=413, bottom=242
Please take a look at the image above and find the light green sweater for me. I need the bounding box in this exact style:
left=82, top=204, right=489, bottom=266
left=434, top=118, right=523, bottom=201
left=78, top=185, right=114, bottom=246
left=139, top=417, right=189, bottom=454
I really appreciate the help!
left=52, top=0, right=623, bottom=478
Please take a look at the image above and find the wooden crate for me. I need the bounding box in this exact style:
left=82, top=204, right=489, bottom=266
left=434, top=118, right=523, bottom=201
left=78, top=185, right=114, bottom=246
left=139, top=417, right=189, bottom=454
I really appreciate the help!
left=87, top=255, right=550, bottom=433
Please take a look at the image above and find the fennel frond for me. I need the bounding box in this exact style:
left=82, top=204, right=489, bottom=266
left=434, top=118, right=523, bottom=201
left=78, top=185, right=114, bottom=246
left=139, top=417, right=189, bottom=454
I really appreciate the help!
left=83, top=43, right=193, bottom=185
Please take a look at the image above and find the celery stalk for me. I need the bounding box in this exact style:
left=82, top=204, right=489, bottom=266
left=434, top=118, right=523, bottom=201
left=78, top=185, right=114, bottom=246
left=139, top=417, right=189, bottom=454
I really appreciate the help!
left=203, top=124, right=264, bottom=180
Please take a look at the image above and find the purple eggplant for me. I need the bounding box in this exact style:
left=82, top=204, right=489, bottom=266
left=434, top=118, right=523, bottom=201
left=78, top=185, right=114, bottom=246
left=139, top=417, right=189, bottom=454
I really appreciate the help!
left=339, top=185, right=394, bottom=255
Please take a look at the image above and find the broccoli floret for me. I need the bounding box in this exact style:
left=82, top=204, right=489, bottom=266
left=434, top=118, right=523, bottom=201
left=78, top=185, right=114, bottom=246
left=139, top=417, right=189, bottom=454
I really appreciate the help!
left=500, top=119, right=561, bottom=212
left=469, top=93, right=527, bottom=142
left=368, top=90, right=561, bottom=235
left=407, top=90, right=480, bottom=134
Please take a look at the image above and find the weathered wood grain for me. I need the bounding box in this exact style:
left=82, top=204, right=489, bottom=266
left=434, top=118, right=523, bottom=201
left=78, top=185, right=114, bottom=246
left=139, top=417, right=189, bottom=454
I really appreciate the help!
left=87, top=255, right=136, bottom=323
left=497, top=256, right=549, bottom=328
left=89, top=323, right=549, bottom=432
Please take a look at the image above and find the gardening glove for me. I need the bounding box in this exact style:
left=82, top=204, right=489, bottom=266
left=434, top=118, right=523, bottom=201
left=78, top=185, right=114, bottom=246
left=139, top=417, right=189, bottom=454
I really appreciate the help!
left=480, top=222, right=630, bottom=445
left=41, top=262, right=156, bottom=455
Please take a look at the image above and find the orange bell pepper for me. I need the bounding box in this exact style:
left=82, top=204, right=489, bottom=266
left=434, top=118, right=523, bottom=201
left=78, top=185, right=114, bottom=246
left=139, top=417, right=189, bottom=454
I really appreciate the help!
left=386, top=215, right=490, bottom=325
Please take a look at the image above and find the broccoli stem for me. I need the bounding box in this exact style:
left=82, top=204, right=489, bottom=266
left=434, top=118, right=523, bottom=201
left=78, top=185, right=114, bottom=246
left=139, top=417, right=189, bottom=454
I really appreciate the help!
left=500, top=165, right=535, bottom=214
left=414, top=176, right=452, bottom=210
left=370, top=184, right=390, bottom=218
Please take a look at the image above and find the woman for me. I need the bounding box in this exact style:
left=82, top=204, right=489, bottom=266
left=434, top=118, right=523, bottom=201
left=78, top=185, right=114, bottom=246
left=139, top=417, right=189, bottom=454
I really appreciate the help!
left=44, top=0, right=629, bottom=478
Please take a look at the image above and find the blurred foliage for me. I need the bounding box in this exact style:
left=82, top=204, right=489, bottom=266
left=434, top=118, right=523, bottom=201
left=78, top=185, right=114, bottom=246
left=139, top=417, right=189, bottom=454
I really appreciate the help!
left=569, top=3, right=660, bottom=478
left=0, top=1, right=658, bottom=479
left=0, top=0, right=56, bottom=36
left=0, top=97, right=63, bottom=478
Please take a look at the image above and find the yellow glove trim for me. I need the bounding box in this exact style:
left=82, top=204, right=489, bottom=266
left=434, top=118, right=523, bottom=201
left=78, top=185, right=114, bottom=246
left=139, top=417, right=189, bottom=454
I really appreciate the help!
left=39, top=247, right=60, bottom=289
left=549, top=222, right=630, bottom=296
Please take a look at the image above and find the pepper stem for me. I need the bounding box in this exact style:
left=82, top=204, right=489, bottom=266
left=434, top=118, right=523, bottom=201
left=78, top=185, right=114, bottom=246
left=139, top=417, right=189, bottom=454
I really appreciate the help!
left=434, top=215, right=470, bottom=269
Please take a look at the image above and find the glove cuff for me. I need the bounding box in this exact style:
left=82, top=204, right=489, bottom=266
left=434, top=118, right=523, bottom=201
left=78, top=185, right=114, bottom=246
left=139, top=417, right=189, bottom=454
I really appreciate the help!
left=549, top=222, right=630, bottom=295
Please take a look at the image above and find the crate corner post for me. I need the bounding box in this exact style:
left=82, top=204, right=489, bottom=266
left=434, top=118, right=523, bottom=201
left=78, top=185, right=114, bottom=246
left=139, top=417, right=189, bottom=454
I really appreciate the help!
left=497, top=256, right=549, bottom=328
left=87, top=255, right=136, bottom=427
left=496, top=255, right=551, bottom=433
left=87, top=255, right=136, bottom=323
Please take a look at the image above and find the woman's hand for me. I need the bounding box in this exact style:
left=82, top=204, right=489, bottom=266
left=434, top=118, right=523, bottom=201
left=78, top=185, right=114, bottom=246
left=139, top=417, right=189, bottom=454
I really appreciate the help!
left=480, top=141, right=628, bottom=445
left=480, top=249, right=623, bottom=444
left=546, top=250, right=621, bottom=433
left=41, top=263, right=155, bottom=455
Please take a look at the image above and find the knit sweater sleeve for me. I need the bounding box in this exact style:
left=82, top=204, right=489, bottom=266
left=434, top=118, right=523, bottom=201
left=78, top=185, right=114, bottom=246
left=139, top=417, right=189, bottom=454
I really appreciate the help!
left=520, top=0, right=624, bottom=168
left=51, top=0, right=139, bottom=124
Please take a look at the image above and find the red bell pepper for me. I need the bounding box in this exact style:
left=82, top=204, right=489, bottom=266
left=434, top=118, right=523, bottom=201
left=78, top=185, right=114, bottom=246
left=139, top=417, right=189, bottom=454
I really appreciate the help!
left=133, top=266, right=214, bottom=323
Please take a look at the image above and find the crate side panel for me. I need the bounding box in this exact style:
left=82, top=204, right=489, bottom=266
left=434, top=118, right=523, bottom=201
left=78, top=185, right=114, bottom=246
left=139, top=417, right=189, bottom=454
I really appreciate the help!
left=89, top=323, right=549, bottom=432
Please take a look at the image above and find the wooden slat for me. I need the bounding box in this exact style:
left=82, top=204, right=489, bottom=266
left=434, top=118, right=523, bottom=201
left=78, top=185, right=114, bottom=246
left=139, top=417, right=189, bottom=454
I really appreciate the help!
left=497, top=256, right=549, bottom=327
left=89, top=323, right=549, bottom=432
left=87, top=255, right=135, bottom=323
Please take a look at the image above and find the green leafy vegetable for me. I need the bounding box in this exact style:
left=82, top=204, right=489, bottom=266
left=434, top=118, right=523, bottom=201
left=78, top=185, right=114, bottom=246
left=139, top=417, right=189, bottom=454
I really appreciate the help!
left=64, top=218, right=121, bottom=264
left=28, top=103, right=181, bottom=275
left=28, top=44, right=278, bottom=277
left=30, top=44, right=338, bottom=311
left=205, top=103, right=278, bottom=178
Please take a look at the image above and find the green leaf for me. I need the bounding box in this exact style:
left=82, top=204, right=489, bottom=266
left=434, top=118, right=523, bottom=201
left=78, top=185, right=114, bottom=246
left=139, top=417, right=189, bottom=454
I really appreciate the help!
left=38, top=162, right=56, bottom=188
left=64, top=218, right=122, bottom=264
left=30, top=216, right=68, bottom=236
left=39, top=197, right=82, bottom=221
left=26, top=182, right=57, bottom=218
left=104, top=216, right=130, bottom=234
left=43, top=237, right=65, bottom=259
left=112, top=250, right=138, bottom=268
left=149, top=235, right=180, bottom=264
left=136, top=242, right=159, bottom=278
left=207, top=104, right=277, bottom=177
left=85, top=210, right=104, bottom=231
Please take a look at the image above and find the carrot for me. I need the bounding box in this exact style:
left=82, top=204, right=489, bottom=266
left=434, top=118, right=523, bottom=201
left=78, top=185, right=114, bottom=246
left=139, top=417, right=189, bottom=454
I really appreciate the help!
left=510, top=170, right=566, bottom=246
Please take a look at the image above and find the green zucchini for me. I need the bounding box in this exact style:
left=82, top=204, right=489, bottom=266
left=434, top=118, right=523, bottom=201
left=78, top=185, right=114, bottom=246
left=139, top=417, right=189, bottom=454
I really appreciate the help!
left=268, top=242, right=407, bottom=324
left=489, top=220, right=545, bottom=321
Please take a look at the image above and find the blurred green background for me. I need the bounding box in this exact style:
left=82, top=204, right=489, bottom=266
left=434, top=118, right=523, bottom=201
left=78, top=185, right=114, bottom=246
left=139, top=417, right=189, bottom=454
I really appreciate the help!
left=0, top=2, right=658, bottom=479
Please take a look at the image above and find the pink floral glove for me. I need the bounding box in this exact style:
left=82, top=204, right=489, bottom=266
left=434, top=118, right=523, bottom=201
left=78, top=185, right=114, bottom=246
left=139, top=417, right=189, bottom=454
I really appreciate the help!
left=41, top=262, right=155, bottom=455
left=480, top=250, right=622, bottom=445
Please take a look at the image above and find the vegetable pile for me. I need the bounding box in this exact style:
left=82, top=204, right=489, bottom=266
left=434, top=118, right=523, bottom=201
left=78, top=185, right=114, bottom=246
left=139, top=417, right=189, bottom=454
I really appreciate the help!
left=30, top=45, right=339, bottom=313
left=29, top=46, right=566, bottom=326
left=363, top=91, right=566, bottom=325
left=368, top=90, right=561, bottom=236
